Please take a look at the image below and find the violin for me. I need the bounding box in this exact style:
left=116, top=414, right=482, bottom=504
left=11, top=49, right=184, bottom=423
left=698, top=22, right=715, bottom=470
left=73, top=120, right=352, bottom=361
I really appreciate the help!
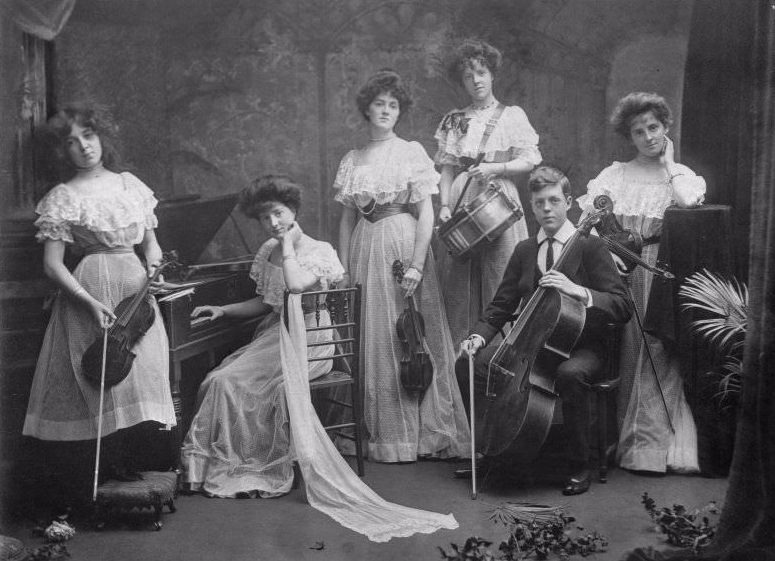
left=477, top=208, right=608, bottom=463
left=391, top=260, right=434, bottom=395
left=592, top=195, right=674, bottom=279
left=81, top=254, right=177, bottom=388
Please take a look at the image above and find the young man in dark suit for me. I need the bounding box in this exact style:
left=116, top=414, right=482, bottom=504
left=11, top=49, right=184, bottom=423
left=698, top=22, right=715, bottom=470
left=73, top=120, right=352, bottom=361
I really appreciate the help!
left=457, top=164, right=631, bottom=495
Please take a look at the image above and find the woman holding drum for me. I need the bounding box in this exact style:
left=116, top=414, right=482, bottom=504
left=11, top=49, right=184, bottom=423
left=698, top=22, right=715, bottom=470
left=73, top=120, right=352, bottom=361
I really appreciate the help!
left=435, top=39, right=542, bottom=346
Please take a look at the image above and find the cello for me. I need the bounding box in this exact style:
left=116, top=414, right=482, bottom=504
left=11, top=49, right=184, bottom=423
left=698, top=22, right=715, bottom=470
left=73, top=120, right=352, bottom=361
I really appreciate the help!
left=477, top=208, right=608, bottom=462
left=391, top=260, right=434, bottom=395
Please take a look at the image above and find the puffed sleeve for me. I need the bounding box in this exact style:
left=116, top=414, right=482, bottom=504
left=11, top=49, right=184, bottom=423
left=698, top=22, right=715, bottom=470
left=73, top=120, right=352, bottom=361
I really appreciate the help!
left=122, top=172, right=159, bottom=229
left=34, top=185, right=76, bottom=243
left=249, top=240, right=276, bottom=296
left=332, top=151, right=357, bottom=208
left=503, top=106, right=542, bottom=166
left=433, top=109, right=466, bottom=168
left=300, top=242, right=345, bottom=286
left=577, top=163, right=623, bottom=213
left=407, top=141, right=440, bottom=203
left=670, top=164, right=706, bottom=208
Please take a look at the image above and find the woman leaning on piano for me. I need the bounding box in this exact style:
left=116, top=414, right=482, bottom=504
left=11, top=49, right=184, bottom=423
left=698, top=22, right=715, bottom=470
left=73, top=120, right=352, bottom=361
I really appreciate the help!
left=180, top=174, right=344, bottom=498
left=578, top=92, right=706, bottom=475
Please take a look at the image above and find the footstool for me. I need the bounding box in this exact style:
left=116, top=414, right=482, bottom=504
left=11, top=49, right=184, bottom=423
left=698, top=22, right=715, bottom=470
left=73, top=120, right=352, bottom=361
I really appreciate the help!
left=94, top=471, right=179, bottom=531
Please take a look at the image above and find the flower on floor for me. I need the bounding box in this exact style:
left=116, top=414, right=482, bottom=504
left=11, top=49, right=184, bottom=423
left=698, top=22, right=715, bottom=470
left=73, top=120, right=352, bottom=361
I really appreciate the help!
left=43, top=521, right=75, bottom=543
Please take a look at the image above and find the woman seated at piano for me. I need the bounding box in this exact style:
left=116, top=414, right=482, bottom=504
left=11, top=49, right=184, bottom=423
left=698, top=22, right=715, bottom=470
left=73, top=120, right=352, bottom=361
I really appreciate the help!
left=578, top=92, right=705, bottom=475
left=181, top=174, right=344, bottom=498
left=23, top=103, right=176, bottom=498
left=334, top=69, right=470, bottom=463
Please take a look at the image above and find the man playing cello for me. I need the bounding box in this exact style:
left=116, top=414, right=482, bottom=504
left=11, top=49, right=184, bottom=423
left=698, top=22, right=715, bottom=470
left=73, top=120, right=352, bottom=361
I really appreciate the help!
left=456, top=165, right=631, bottom=496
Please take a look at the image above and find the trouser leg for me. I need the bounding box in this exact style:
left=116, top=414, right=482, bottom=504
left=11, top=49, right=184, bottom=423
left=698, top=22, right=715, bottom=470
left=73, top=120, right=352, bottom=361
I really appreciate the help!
left=555, top=347, right=602, bottom=473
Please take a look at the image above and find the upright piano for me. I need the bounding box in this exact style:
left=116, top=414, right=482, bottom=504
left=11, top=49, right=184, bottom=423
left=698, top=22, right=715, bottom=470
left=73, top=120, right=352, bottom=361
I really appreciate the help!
left=155, top=194, right=260, bottom=433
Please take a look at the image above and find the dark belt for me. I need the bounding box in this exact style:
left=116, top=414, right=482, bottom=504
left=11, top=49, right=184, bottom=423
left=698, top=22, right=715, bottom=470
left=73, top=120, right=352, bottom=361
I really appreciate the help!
left=642, top=235, right=661, bottom=246
left=83, top=246, right=134, bottom=255
left=359, top=203, right=411, bottom=223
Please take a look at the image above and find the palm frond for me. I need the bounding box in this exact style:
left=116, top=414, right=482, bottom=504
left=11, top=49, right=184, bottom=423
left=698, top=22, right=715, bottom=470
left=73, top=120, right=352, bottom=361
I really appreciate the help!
left=679, top=269, right=748, bottom=353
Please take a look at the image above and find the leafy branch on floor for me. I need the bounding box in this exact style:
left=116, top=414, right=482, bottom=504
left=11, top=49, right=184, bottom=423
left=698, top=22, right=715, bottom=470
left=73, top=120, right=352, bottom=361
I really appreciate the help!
left=438, top=503, right=608, bottom=560
left=641, top=492, right=719, bottom=553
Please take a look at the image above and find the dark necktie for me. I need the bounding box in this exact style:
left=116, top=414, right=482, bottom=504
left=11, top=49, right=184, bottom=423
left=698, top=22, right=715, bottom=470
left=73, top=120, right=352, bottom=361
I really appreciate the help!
left=545, top=237, right=554, bottom=271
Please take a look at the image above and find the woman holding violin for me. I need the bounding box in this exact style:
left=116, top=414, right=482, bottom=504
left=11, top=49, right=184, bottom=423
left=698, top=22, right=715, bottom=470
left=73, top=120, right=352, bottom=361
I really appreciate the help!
left=23, top=104, right=176, bottom=493
left=578, top=92, right=705, bottom=474
left=335, top=70, right=470, bottom=463
left=435, top=38, right=542, bottom=346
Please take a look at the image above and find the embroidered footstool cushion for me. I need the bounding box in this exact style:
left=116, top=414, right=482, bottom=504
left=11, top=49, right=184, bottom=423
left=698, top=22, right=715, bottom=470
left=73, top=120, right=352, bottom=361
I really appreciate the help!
left=95, top=471, right=178, bottom=531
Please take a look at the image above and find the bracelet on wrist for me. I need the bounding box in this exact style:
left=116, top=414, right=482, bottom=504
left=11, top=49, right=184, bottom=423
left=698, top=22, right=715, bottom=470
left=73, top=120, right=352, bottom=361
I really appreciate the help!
left=282, top=254, right=297, bottom=262
left=409, top=265, right=424, bottom=275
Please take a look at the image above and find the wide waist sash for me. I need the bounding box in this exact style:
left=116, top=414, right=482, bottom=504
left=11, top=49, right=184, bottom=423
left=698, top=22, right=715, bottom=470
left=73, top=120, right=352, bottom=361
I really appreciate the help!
left=83, top=246, right=135, bottom=255
left=359, top=203, right=411, bottom=223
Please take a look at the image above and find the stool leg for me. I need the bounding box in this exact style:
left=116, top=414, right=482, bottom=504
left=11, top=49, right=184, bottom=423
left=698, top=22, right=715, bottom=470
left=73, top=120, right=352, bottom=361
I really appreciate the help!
left=153, top=503, right=163, bottom=531
left=597, top=393, right=608, bottom=483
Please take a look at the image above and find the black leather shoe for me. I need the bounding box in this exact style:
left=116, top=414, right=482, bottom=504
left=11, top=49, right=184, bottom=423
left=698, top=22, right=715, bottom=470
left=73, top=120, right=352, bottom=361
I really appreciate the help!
left=562, top=470, right=591, bottom=496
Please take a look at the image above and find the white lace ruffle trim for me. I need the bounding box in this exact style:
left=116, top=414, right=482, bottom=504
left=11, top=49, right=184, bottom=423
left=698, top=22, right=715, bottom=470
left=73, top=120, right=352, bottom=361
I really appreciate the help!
left=333, top=139, right=439, bottom=207
left=34, top=173, right=158, bottom=243
left=579, top=162, right=706, bottom=219
left=249, top=238, right=344, bottom=308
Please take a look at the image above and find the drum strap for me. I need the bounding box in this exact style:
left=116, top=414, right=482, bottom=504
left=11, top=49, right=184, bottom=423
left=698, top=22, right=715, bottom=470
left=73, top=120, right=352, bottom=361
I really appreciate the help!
left=476, top=103, right=506, bottom=155
left=451, top=103, right=507, bottom=215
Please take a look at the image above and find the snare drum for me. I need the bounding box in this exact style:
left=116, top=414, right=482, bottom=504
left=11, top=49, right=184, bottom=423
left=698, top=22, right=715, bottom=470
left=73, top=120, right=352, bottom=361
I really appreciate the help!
left=437, top=179, right=524, bottom=258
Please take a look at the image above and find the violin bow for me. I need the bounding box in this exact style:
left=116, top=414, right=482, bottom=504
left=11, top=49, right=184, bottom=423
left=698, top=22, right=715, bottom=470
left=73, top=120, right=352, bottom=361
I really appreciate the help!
left=92, top=327, right=108, bottom=502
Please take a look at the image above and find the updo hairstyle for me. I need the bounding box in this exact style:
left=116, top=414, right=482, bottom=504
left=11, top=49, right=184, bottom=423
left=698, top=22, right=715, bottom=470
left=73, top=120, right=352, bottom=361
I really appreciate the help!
left=238, top=174, right=303, bottom=219
left=355, top=69, right=413, bottom=122
left=610, top=92, right=673, bottom=139
left=446, top=38, right=503, bottom=85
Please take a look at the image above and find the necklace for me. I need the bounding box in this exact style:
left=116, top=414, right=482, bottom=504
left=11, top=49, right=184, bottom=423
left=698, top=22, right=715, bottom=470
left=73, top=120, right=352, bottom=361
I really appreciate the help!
left=369, top=133, right=397, bottom=142
left=471, top=99, right=497, bottom=112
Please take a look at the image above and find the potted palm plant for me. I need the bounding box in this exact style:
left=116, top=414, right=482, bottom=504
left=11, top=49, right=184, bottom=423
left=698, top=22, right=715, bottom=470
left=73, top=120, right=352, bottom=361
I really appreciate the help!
left=678, top=268, right=748, bottom=401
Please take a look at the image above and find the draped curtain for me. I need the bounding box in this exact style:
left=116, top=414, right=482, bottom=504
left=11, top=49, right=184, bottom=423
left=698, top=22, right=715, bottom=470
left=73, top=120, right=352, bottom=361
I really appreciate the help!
left=648, top=1, right=775, bottom=559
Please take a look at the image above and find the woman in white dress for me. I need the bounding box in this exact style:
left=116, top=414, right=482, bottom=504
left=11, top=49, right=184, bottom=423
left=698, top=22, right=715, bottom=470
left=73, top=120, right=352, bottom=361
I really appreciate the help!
left=181, top=174, right=344, bottom=498
left=335, top=70, right=470, bottom=463
left=435, top=39, right=542, bottom=346
left=578, top=92, right=705, bottom=473
left=24, top=103, right=176, bottom=494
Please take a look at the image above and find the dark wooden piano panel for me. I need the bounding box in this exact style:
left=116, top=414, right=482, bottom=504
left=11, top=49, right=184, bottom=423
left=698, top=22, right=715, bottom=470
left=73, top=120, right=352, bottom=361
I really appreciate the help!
left=157, top=272, right=259, bottom=437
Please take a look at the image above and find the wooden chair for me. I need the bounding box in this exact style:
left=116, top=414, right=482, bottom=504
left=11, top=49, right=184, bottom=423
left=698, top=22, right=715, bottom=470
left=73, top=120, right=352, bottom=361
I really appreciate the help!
left=589, top=321, right=622, bottom=483
left=283, top=285, right=365, bottom=477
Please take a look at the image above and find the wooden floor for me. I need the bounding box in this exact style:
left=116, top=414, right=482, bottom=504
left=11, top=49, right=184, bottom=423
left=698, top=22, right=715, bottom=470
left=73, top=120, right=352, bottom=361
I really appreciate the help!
left=4, top=459, right=727, bottom=561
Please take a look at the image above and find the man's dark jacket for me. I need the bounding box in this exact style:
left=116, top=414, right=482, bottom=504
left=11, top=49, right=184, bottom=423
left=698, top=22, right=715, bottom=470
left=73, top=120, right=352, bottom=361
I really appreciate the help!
left=472, top=232, right=632, bottom=349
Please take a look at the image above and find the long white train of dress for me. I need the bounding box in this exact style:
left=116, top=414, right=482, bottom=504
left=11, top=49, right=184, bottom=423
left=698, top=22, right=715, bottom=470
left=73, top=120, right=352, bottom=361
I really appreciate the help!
left=281, top=294, right=458, bottom=542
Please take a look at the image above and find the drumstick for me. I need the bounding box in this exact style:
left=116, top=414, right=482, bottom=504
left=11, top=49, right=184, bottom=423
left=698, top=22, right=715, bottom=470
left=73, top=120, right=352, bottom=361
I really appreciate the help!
left=92, top=327, right=108, bottom=502
left=451, top=154, right=485, bottom=216
left=469, top=351, right=477, bottom=500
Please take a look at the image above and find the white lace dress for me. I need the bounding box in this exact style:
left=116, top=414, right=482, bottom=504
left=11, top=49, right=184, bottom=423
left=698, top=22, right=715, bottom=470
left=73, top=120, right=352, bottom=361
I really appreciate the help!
left=180, top=238, right=344, bottom=497
left=334, top=137, right=471, bottom=463
left=23, top=172, right=176, bottom=441
left=434, top=105, right=541, bottom=345
left=579, top=161, right=706, bottom=473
